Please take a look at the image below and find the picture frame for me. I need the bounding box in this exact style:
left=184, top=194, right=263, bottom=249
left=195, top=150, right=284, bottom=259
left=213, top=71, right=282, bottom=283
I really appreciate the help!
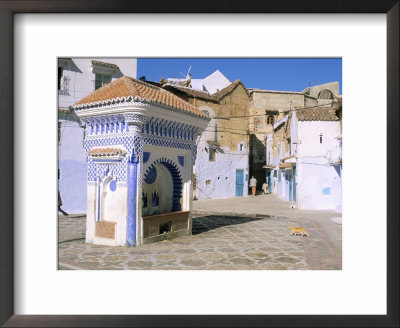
left=0, top=0, right=398, bottom=327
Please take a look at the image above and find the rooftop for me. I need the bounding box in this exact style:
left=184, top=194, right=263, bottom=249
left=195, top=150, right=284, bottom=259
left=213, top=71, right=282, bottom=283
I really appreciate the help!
left=296, top=106, right=339, bottom=121
left=165, top=79, right=248, bottom=102
left=72, top=76, right=210, bottom=119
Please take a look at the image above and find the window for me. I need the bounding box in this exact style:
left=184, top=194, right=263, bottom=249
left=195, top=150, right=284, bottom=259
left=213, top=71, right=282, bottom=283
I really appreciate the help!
left=205, top=180, right=211, bottom=186
left=58, top=67, right=63, bottom=90
left=58, top=122, right=62, bottom=144
left=58, top=67, right=70, bottom=95
left=266, top=115, right=275, bottom=125
left=95, top=74, right=111, bottom=90
left=319, top=133, right=323, bottom=144
left=239, top=144, right=244, bottom=151
left=209, top=149, right=216, bottom=162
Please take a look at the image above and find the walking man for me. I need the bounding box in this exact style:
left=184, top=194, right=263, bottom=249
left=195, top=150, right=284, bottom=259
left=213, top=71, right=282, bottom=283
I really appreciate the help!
left=250, top=176, right=257, bottom=196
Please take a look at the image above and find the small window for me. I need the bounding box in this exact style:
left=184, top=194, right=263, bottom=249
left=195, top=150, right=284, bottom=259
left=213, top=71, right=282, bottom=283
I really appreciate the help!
left=58, top=122, right=62, bottom=144
left=58, top=67, right=63, bottom=90
left=239, top=144, right=244, bottom=151
left=209, top=149, right=216, bottom=162
left=266, top=115, right=275, bottom=125
left=95, top=74, right=111, bottom=90
left=319, top=133, right=323, bottom=144
left=205, top=180, right=211, bottom=186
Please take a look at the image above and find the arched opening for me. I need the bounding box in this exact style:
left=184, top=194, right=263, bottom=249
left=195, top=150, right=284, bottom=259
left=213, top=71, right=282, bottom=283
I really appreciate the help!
left=266, top=115, right=275, bottom=125
left=100, top=176, right=118, bottom=221
left=143, top=158, right=183, bottom=216
left=318, top=89, right=334, bottom=99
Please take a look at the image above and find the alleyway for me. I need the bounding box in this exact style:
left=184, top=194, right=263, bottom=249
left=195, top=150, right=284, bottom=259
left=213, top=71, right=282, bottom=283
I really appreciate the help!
left=58, top=194, right=341, bottom=270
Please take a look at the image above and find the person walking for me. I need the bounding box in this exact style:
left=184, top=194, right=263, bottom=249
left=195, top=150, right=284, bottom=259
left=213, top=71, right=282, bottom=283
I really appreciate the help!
left=249, top=176, right=257, bottom=196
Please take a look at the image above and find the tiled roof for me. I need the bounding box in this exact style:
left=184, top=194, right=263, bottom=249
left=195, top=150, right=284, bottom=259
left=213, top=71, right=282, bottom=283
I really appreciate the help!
left=88, top=147, right=127, bottom=156
left=213, top=80, right=249, bottom=100
left=73, top=76, right=210, bottom=119
left=296, top=107, right=339, bottom=121
left=164, top=84, right=217, bottom=101
left=164, top=79, right=249, bottom=102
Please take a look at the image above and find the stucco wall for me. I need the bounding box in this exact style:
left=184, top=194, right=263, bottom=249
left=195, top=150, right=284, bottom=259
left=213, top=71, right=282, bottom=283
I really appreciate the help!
left=251, top=91, right=305, bottom=112
left=195, top=144, right=249, bottom=199
left=58, top=58, right=137, bottom=215
left=59, top=58, right=137, bottom=108
left=296, top=119, right=341, bottom=210
left=297, top=159, right=341, bottom=210
left=58, top=113, right=87, bottom=214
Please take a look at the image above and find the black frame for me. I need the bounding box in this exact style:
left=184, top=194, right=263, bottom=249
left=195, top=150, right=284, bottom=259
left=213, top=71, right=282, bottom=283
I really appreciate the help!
left=0, top=1, right=398, bottom=327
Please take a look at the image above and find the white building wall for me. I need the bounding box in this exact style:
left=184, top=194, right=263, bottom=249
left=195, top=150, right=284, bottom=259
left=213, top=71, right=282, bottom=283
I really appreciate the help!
left=58, top=58, right=137, bottom=214
left=195, top=146, right=249, bottom=199
left=58, top=113, right=87, bottom=214
left=59, top=58, right=137, bottom=108
left=295, top=119, right=342, bottom=211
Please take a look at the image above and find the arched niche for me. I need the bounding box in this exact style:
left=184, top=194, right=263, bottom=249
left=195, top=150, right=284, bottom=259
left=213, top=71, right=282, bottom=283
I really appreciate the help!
left=318, top=89, right=334, bottom=99
left=142, top=159, right=183, bottom=216
left=100, top=175, right=118, bottom=221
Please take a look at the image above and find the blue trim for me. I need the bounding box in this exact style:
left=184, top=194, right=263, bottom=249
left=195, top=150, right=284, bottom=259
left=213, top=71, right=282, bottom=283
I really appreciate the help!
left=143, top=152, right=151, bottom=164
left=178, top=156, right=184, bottom=167
left=126, top=156, right=138, bottom=246
left=97, top=182, right=101, bottom=222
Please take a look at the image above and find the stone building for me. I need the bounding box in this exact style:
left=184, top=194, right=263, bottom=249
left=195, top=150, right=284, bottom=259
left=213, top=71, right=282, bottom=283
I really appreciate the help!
left=72, top=76, right=209, bottom=246
left=58, top=58, right=137, bottom=214
left=163, top=79, right=251, bottom=199
left=249, top=81, right=340, bottom=191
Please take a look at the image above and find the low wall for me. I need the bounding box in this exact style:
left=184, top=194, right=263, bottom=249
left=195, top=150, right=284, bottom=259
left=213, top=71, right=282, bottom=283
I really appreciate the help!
left=142, top=211, right=190, bottom=244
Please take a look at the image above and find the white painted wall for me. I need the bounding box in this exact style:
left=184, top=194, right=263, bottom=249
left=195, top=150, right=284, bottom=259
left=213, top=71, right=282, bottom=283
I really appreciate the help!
left=58, top=58, right=137, bottom=214
left=195, top=143, right=249, bottom=199
left=201, top=70, right=231, bottom=94
left=59, top=58, right=137, bottom=108
left=58, top=112, right=87, bottom=214
left=295, top=117, right=342, bottom=211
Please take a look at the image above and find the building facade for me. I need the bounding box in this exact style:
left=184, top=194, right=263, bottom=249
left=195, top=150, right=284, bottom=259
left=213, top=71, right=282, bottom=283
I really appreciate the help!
left=72, top=76, right=209, bottom=246
left=58, top=58, right=137, bottom=214
left=249, top=81, right=339, bottom=192
left=268, top=105, right=342, bottom=211
left=163, top=78, right=251, bottom=199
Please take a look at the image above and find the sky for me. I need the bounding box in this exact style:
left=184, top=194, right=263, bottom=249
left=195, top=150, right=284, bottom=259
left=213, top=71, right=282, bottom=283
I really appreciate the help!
left=137, top=58, right=342, bottom=94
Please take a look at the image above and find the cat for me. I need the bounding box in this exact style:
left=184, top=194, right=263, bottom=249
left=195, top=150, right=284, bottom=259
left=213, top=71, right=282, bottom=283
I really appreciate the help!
left=288, top=226, right=309, bottom=237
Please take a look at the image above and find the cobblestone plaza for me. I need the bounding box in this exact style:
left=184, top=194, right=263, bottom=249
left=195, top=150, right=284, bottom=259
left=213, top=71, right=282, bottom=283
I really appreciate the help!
left=58, top=195, right=341, bottom=270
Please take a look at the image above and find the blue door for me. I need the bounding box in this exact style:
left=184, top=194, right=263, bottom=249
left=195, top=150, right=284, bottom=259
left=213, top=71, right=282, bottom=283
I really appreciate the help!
left=268, top=171, right=272, bottom=192
left=235, top=169, right=244, bottom=196
left=293, top=166, right=296, bottom=202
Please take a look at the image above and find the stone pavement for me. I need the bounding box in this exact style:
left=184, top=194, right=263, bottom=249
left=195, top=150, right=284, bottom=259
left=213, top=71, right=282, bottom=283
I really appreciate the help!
left=58, top=194, right=341, bottom=270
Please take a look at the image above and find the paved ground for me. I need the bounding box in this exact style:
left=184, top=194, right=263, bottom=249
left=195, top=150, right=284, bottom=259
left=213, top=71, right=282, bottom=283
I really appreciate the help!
left=58, top=194, right=341, bottom=270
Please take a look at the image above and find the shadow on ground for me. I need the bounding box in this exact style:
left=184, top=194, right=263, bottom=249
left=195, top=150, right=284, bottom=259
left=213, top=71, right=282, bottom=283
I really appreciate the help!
left=192, top=215, right=264, bottom=235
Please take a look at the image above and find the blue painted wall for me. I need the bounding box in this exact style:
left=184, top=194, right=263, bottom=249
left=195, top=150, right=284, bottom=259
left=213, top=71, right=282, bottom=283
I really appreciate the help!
left=58, top=114, right=87, bottom=214
left=126, top=155, right=138, bottom=246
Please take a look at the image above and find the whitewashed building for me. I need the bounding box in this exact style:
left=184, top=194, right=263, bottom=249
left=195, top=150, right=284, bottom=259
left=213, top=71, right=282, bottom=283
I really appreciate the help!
left=163, top=75, right=250, bottom=200
left=165, top=69, right=231, bottom=95
left=58, top=58, right=137, bottom=214
left=72, top=76, right=209, bottom=246
left=269, top=107, right=341, bottom=211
